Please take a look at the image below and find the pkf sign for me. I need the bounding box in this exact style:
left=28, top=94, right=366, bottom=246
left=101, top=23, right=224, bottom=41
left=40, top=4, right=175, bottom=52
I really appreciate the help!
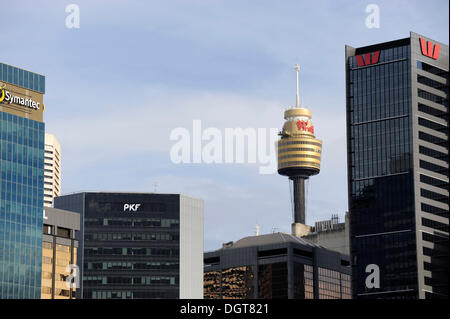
left=356, top=51, right=380, bottom=67
left=124, top=204, right=141, bottom=212
left=420, top=38, right=440, bottom=60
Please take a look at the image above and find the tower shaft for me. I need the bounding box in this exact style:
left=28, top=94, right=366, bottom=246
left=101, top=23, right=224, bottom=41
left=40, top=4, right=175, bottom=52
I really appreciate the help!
left=291, top=176, right=306, bottom=224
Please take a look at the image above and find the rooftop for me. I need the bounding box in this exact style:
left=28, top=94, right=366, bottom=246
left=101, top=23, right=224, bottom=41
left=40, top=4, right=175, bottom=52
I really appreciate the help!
left=211, top=232, right=325, bottom=252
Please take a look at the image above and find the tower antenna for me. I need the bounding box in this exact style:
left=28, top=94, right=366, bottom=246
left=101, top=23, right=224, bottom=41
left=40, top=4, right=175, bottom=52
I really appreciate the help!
left=294, top=63, right=300, bottom=108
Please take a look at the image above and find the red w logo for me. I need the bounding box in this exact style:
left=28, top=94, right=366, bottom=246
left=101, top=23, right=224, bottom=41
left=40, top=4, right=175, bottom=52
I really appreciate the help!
left=356, top=51, right=380, bottom=67
left=297, top=121, right=314, bottom=134
left=420, top=38, right=440, bottom=60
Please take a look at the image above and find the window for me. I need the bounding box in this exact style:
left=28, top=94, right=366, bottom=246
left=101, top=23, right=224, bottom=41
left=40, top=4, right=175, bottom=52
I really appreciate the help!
left=43, top=224, right=52, bottom=235
left=57, top=227, right=70, bottom=238
left=417, top=61, right=448, bottom=78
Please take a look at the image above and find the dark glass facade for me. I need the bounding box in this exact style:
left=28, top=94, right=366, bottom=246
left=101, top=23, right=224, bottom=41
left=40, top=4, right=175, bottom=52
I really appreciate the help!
left=346, top=33, right=449, bottom=299
left=54, top=193, right=182, bottom=299
left=347, top=41, right=418, bottom=298
left=0, top=111, right=45, bottom=298
left=258, top=262, right=288, bottom=299
left=204, top=233, right=351, bottom=299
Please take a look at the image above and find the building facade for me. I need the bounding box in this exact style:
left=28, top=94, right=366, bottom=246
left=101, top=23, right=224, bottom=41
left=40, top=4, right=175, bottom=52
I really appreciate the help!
left=303, top=213, right=350, bottom=255
left=44, top=133, right=61, bottom=207
left=41, top=207, right=80, bottom=299
left=0, top=62, right=46, bottom=298
left=204, top=233, right=351, bottom=299
left=346, top=32, right=448, bottom=299
left=54, top=192, right=203, bottom=299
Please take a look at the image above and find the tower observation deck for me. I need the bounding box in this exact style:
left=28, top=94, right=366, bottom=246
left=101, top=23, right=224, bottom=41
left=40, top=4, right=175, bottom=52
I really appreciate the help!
left=277, top=64, right=322, bottom=236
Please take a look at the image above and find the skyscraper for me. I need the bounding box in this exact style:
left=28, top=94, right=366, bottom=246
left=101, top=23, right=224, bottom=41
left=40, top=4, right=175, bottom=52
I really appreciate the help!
left=346, top=32, right=448, bottom=299
left=54, top=192, right=204, bottom=299
left=44, top=133, right=61, bottom=207
left=0, top=62, right=46, bottom=298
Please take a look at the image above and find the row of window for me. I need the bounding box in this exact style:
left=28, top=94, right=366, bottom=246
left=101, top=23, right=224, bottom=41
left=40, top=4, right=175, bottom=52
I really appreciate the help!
left=83, top=276, right=177, bottom=286
left=84, top=217, right=179, bottom=228
left=417, top=75, right=448, bottom=95
left=278, top=140, right=322, bottom=147
left=417, top=61, right=449, bottom=79
left=419, top=159, right=448, bottom=177
left=418, top=103, right=448, bottom=121
left=421, top=203, right=448, bottom=218
left=419, top=145, right=448, bottom=163
left=418, top=89, right=448, bottom=107
left=85, top=232, right=178, bottom=242
left=421, top=188, right=448, bottom=204
left=418, top=117, right=448, bottom=135
left=278, top=160, right=320, bottom=168
left=278, top=147, right=321, bottom=154
left=278, top=154, right=321, bottom=161
left=0, top=63, right=45, bottom=93
left=418, top=131, right=447, bottom=149
left=84, top=247, right=179, bottom=256
left=85, top=261, right=178, bottom=271
left=422, top=217, right=449, bottom=233
left=86, top=290, right=177, bottom=299
left=419, top=174, right=449, bottom=191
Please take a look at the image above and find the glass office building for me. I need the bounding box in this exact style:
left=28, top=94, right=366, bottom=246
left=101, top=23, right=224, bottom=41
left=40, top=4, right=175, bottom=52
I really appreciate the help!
left=346, top=32, right=448, bottom=299
left=54, top=192, right=203, bottom=299
left=204, top=233, right=351, bottom=299
left=0, top=63, right=45, bottom=298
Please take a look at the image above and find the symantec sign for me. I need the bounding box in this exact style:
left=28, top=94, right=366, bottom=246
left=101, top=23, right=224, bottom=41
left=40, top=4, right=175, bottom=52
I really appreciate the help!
left=0, top=86, right=41, bottom=110
left=420, top=38, right=440, bottom=60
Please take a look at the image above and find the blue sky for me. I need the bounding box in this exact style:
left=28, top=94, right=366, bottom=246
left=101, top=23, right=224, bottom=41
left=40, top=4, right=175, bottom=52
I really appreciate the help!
left=1, top=0, right=448, bottom=251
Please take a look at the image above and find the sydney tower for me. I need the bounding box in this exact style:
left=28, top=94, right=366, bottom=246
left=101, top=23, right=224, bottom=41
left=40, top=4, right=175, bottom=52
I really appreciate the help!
left=277, top=64, right=322, bottom=237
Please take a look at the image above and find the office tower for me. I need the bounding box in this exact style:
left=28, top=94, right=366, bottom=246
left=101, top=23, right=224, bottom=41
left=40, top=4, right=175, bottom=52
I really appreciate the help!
left=54, top=192, right=203, bottom=299
left=44, top=133, right=61, bottom=207
left=303, top=213, right=350, bottom=255
left=41, top=207, right=80, bottom=299
left=277, top=64, right=323, bottom=237
left=0, top=62, right=45, bottom=298
left=346, top=32, right=448, bottom=299
left=203, top=232, right=351, bottom=299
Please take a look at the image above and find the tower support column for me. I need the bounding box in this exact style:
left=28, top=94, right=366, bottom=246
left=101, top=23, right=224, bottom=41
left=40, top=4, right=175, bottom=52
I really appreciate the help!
left=291, top=176, right=306, bottom=224
left=290, top=176, right=311, bottom=237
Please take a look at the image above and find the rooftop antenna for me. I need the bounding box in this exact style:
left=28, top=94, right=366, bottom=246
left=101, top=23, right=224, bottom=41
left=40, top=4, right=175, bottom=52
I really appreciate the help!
left=294, top=63, right=300, bottom=108
left=153, top=182, right=158, bottom=193
left=254, top=224, right=260, bottom=236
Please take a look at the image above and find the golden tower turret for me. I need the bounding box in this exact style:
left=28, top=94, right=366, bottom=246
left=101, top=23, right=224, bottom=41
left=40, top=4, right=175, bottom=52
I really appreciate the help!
left=277, top=64, right=322, bottom=236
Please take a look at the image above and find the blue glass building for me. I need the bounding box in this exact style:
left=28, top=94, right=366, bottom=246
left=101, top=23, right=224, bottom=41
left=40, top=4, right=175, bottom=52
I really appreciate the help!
left=0, top=63, right=45, bottom=298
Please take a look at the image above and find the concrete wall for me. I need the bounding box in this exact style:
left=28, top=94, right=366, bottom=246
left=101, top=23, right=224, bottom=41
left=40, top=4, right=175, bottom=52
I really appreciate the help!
left=179, top=195, right=204, bottom=299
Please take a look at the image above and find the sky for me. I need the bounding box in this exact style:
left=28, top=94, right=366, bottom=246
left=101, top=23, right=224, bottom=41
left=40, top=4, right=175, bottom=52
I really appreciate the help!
left=1, top=0, right=448, bottom=251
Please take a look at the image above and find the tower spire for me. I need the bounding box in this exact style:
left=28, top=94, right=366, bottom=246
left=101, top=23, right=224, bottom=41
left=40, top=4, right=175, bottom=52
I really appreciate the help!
left=294, top=63, right=300, bottom=108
